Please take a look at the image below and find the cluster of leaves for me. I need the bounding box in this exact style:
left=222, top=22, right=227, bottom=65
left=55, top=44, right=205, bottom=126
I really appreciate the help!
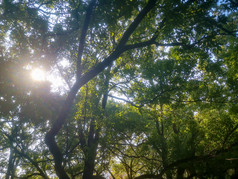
left=0, top=0, right=237, bottom=178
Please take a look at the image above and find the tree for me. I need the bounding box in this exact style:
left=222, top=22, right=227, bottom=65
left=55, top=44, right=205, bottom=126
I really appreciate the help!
left=0, top=0, right=237, bottom=178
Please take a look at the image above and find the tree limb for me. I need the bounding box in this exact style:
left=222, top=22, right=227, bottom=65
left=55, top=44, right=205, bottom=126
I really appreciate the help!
left=45, top=1, right=157, bottom=178
left=3, top=133, right=49, bottom=179
left=125, top=41, right=184, bottom=51
left=76, top=0, right=97, bottom=79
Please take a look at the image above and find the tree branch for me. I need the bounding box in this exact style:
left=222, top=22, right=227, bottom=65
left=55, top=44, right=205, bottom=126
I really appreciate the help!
left=108, top=95, right=141, bottom=108
left=135, top=142, right=238, bottom=179
left=45, top=0, right=96, bottom=178
left=45, top=1, right=157, bottom=178
left=76, top=0, right=97, bottom=79
left=125, top=41, right=184, bottom=50
left=116, top=0, right=157, bottom=49
left=4, top=133, right=49, bottom=179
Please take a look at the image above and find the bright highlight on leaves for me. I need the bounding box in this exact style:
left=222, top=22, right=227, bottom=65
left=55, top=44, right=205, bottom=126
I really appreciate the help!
left=31, top=68, right=46, bottom=81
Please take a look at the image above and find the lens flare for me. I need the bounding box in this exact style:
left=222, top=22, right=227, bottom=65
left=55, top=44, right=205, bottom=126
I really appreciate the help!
left=31, top=68, right=46, bottom=81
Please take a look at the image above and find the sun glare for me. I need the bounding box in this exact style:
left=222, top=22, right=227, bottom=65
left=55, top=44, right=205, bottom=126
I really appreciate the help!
left=31, top=68, right=46, bottom=81
left=29, top=59, right=71, bottom=93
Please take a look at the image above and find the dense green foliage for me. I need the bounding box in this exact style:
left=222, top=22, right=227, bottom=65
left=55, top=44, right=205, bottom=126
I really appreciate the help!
left=0, top=0, right=237, bottom=178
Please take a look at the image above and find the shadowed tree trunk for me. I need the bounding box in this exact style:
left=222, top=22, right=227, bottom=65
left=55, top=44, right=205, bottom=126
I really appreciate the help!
left=82, top=136, right=99, bottom=179
left=82, top=66, right=111, bottom=179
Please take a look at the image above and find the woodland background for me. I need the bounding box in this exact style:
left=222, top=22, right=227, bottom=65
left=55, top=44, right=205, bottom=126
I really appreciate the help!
left=0, top=0, right=238, bottom=178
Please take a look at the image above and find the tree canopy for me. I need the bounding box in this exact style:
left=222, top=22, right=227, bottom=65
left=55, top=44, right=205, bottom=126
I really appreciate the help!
left=0, top=0, right=238, bottom=178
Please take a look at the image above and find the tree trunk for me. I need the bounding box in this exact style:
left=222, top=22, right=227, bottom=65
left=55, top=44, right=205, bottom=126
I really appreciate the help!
left=83, top=152, right=97, bottom=179
left=82, top=120, right=100, bottom=179
left=6, top=148, right=15, bottom=179
left=83, top=68, right=111, bottom=179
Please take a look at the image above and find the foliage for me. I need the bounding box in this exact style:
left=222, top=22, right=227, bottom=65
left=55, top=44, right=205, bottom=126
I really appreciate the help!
left=0, top=0, right=237, bottom=178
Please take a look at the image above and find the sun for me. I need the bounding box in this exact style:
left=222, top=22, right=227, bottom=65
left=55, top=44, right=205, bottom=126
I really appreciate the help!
left=31, top=68, right=46, bottom=81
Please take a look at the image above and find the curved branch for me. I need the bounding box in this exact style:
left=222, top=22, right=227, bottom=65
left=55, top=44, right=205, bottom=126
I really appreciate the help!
left=45, top=0, right=157, bottom=178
